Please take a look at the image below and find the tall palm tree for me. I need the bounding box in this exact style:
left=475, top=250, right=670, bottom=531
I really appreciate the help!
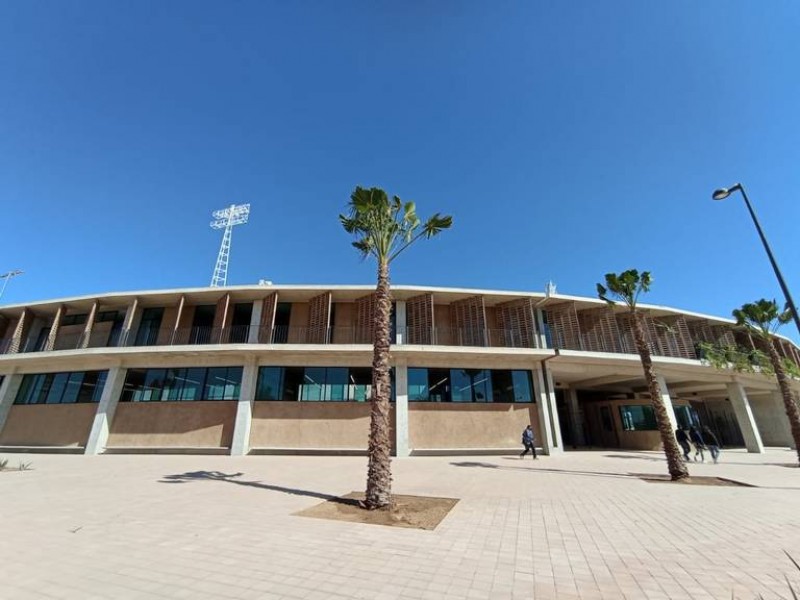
left=597, top=269, right=689, bottom=480
left=733, top=299, right=800, bottom=464
left=340, top=187, right=452, bottom=509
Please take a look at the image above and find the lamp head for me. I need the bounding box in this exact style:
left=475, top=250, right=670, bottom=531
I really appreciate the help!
left=712, top=188, right=731, bottom=201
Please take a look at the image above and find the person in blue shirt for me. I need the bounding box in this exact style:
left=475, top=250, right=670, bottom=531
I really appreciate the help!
left=520, top=425, right=537, bottom=459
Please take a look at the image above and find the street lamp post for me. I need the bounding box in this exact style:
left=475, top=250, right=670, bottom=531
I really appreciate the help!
left=712, top=183, right=800, bottom=336
left=0, top=270, right=23, bottom=303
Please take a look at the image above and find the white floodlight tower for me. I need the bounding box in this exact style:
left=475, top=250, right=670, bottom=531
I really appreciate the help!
left=209, top=203, right=250, bottom=287
left=0, top=269, right=23, bottom=302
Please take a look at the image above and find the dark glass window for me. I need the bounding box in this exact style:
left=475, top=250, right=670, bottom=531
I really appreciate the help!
left=408, top=368, right=533, bottom=403
left=96, top=311, right=121, bottom=323
left=619, top=405, right=657, bottom=431
left=134, top=308, right=164, bottom=346
left=121, top=367, right=242, bottom=402
left=451, top=369, right=492, bottom=402
left=230, top=303, right=252, bottom=343
left=256, top=366, right=376, bottom=402
left=61, top=314, right=88, bottom=326
left=14, top=371, right=108, bottom=405
left=273, top=303, right=292, bottom=343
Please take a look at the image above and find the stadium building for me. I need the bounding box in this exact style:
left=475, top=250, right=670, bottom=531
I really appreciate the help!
left=0, top=284, right=796, bottom=456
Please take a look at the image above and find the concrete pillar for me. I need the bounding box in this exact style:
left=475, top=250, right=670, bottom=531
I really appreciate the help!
left=655, top=375, right=679, bottom=433
left=566, top=387, right=586, bottom=446
left=727, top=382, right=765, bottom=454
left=533, top=362, right=562, bottom=454
left=0, top=372, right=23, bottom=436
left=394, top=359, right=409, bottom=457
left=395, top=300, right=407, bottom=345
left=773, top=391, right=798, bottom=450
left=247, top=300, right=263, bottom=344
left=80, top=301, right=99, bottom=349
left=44, top=305, right=65, bottom=351
left=85, top=367, right=127, bottom=455
left=121, top=298, right=139, bottom=347
left=534, top=308, right=548, bottom=349
left=231, top=359, right=259, bottom=456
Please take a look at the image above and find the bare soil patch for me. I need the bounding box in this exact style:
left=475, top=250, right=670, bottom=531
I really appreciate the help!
left=295, top=492, right=459, bottom=530
left=638, top=474, right=754, bottom=487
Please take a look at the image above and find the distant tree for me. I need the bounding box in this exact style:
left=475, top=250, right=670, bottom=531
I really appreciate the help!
left=733, top=299, right=800, bottom=465
left=597, top=270, right=689, bottom=480
left=340, top=187, right=452, bottom=508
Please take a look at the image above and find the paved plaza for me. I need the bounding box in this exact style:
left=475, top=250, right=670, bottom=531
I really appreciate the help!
left=1, top=449, right=799, bottom=600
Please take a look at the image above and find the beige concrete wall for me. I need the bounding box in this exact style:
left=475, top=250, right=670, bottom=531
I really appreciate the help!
left=750, top=395, right=793, bottom=447
left=250, top=401, right=394, bottom=449
left=107, top=401, right=236, bottom=448
left=408, top=403, right=541, bottom=449
left=178, top=305, right=195, bottom=329
left=0, top=404, right=97, bottom=447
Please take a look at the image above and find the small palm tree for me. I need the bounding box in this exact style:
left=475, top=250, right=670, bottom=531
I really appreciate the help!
left=733, top=299, right=800, bottom=465
left=597, top=270, right=689, bottom=480
left=340, top=186, right=452, bottom=509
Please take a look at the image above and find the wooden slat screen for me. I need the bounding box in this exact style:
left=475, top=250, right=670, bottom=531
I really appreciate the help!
left=451, top=295, right=487, bottom=347
left=577, top=307, right=622, bottom=353
left=406, top=293, right=433, bottom=345
left=496, top=298, right=537, bottom=348
left=355, top=293, right=376, bottom=344
left=650, top=315, right=696, bottom=359
left=545, top=302, right=582, bottom=350
left=258, top=292, right=278, bottom=343
left=307, top=291, right=332, bottom=344
left=9, top=308, right=32, bottom=353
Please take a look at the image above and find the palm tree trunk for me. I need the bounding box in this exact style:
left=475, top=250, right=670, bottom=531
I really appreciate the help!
left=631, top=311, right=689, bottom=480
left=765, top=341, right=800, bottom=465
left=364, top=260, right=393, bottom=509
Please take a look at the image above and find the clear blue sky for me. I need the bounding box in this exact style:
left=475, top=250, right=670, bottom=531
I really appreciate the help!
left=2, top=1, right=799, bottom=333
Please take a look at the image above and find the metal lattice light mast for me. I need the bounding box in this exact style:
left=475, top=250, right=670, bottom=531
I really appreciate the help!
left=0, top=270, right=23, bottom=303
left=209, top=204, right=250, bottom=287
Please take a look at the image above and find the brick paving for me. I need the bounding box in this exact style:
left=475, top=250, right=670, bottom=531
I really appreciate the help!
left=1, top=449, right=799, bottom=599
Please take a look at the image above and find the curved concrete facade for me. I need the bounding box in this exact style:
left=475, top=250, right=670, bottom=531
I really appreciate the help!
left=0, top=284, right=797, bottom=456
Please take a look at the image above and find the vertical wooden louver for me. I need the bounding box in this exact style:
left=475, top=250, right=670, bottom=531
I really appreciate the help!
left=650, top=314, right=696, bottom=359
left=496, top=298, right=537, bottom=348
left=213, top=293, right=231, bottom=342
left=545, top=302, right=582, bottom=351
left=8, top=308, right=32, bottom=353
left=451, top=295, right=487, bottom=347
left=577, top=307, right=622, bottom=353
left=259, top=292, right=278, bottom=343
left=307, top=291, right=332, bottom=344
left=354, top=293, right=376, bottom=344
left=406, top=293, right=433, bottom=344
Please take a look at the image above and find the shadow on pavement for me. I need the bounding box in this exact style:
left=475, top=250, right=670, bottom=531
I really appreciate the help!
left=451, top=461, right=634, bottom=480
left=604, top=453, right=798, bottom=468
left=159, top=471, right=359, bottom=505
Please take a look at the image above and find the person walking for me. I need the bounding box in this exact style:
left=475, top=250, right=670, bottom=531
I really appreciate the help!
left=675, top=427, right=692, bottom=461
left=689, top=425, right=706, bottom=462
left=520, top=425, right=537, bottom=459
left=702, top=425, right=721, bottom=464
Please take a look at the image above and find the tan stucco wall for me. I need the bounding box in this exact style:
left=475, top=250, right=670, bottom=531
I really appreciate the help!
left=250, top=401, right=392, bottom=449
left=0, top=404, right=97, bottom=447
left=408, top=403, right=541, bottom=449
left=107, top=401, right=236, bottom=448
left=157, top=306, right=179, bottom=345
left=434, top=305, right=453, bottom=345
left=750, top=395, right=793, bottom=447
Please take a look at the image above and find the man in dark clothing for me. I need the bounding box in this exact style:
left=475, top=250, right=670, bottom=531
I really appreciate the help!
left=675, top=428, right=692, bottom=461
left=702, top=425, right=721, bottom=464
left=520, top=425, right=537, bottom=459
left=689, top=425, right=706, bottom=462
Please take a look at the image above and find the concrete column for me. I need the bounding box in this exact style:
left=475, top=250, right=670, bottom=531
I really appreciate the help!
left=80, top=301, right=99, bottom=349
left=534, top=308, right=548, bottom=349
left=0, top=372, right=23, bottom=436
left=395, top=300, right=407, bottom=345
left=533, top=362, right=562, bottom=454
left=727, top=382, right=765, bottom=454
left=231, top=359, right=259, bottom=456
left=655, top=375, right=679, bottom=433
left=85, top=367, right=127, bottom=455
left=566, top=388, right=585, bottom=446
left=247, top=300, right=263, bottom=344
left=121, top=298, right=139, bottom=347
left=773, top=391, right=798, bottom=450
left=394, top=359, right=409, bottom=457
left=44, top=305, right=65, bottom=351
